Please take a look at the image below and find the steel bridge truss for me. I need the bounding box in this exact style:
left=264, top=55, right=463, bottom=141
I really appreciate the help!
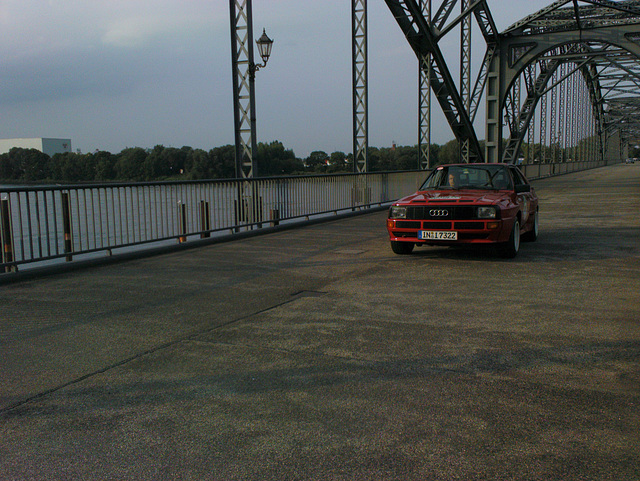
left=494, top=0, right=640, bottom=163
left=386, top=0, right=640, bottom=163
left=232, top=1, right=640, bottom=174
left=386, top=0, right=498, bottom=163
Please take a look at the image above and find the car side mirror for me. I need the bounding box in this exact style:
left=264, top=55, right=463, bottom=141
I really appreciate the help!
left=515, top=184, right=531, bottom=193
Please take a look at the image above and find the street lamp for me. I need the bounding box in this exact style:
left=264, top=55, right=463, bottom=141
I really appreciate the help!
left=251, top=28, right=274, bottom=77
left=256, top=29, right=274, bottom=67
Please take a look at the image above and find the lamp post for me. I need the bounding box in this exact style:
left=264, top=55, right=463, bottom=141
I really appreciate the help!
left=244, top=28, right=273, bottom=177
left=230, top=0, right=274, bottom=179
left=252, top=29, right=274, bottom=79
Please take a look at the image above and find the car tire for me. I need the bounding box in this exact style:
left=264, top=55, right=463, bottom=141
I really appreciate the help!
left=522, top=209, right=539, bottom=242
left=499, top=219, right=520, bottom=258
left=391, top=241, right=414, bottom=255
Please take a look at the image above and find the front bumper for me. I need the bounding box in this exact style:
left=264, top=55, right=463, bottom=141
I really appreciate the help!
left=386, top=218, right=510, bottom=245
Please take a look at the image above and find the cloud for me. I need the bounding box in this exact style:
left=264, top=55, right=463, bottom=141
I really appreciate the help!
left=102, top=14, right=211, bottom=49
left=102, top=17, right=158, bottom=48
left=0, top=49, right=135, bottom=106
left=0, top=1, right=221, bottom=108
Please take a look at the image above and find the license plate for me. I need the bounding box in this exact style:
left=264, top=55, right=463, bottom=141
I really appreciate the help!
left=419, top=230, right=458, bottom=240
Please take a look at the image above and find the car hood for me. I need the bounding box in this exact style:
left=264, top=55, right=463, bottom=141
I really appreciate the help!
left=397, top=190, right=510, bottom=204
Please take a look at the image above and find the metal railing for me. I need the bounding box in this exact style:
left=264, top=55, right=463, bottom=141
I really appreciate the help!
left=1, top=171, right=424, bottom=272
left=518, top=160, right=607, bottom=180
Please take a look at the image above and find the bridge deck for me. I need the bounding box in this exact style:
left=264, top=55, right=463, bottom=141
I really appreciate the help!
left=1, top=164, right=639, bottom=480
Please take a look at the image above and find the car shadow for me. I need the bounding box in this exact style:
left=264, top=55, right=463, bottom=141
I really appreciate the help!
left=407, top=226, right=639, bottom=263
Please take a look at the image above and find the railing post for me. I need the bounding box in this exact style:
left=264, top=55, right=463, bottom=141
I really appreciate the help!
left=1, top=198, right=16, bottom=272
left=200, top=201, right=210, bottom=239
left=255, top=195, right=263, bottom=229
left=270, top=208, right=280, bottom=227
left=61, top=192, right=73, bottom=262
left=178, top=201, right=187, bottom=243
left=234, top=183, right=246, bottom=233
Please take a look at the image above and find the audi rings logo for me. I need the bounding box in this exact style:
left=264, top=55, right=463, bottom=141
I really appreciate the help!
left=429, top=209, right=449, bottom=217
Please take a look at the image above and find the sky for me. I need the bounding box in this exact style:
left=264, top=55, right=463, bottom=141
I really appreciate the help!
left=0, top=0, right=553, bottom=158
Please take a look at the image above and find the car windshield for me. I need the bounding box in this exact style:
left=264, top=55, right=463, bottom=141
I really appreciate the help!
left=419, top=165, right=513, bottom=191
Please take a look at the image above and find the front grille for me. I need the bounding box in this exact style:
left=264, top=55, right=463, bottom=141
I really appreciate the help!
left=395, top=221, right=421, bottom=229
left=407, top=206, right=475, bottom=220
left=458, top=233, right=490, bottom=240
left=423, top=221, right=452, bottom=229
left=392, top=231, right=418, bottom=238
left=454, top=222, right=483, bottom=230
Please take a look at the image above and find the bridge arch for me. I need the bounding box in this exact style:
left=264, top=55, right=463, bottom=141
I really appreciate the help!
left=385, top=0, right=640, bottom=165
left=486, top=1, right=640, bottom=163
left=498, top=36, right=640, bottom=163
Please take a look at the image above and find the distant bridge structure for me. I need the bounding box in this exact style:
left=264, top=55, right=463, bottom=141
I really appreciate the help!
left=230, top=1, right=640, bottom=175
left=385, top=0, right=640, bottom=166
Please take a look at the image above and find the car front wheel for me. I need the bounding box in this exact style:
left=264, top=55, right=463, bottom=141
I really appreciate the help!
left=391, top=241, right=414, bottom=255
left=498, top=219, right=520, bottom=258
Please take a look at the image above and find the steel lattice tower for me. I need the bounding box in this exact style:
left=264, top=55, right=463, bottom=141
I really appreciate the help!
left=418, top=0, right=432, bottom=169
left=229, top=0, right=258, bottom=179
left=460, top=0, right=471, bottom=163
left=352, top=0, right=368, bottom=173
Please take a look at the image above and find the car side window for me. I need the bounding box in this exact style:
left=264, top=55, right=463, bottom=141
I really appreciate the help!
left=515, top=167, right=530, bottom=186
left=493, top=170, right=511, bottom=189
left=509, top=167, right=527, bottom=187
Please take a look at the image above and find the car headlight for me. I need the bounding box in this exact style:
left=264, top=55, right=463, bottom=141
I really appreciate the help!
left=389, top=206, right=407, bottom=219
left=477, top=206, right=497, bottom=219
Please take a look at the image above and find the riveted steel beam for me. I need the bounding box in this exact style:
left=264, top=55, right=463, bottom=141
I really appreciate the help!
left=386, top=0, right=640, bottom=163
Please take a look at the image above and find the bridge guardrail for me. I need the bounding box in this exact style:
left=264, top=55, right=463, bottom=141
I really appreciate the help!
left=0, top=171, right=424, bottom=273
left=520, top=160, right=606, bottom=180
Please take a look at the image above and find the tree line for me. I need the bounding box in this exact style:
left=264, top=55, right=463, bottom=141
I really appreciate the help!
left=0, top=139, right=465, bottom=183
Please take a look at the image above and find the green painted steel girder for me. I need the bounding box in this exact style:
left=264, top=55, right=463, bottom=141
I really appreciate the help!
left=385, top=0, right=487, bottom=163
left=484, top=0, right=640, bottom=162
left=495, top=22, right=640, bottom=162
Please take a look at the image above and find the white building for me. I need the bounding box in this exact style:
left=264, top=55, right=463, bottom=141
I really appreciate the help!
left=0, top=138, right=72, bottom=157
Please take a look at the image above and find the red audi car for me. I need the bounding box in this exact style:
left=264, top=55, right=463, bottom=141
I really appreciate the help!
left=386, top=163, right=539, bottom=258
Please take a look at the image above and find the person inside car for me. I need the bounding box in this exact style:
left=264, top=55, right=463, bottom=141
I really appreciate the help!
left=448, top=171, right=459, bottom=188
